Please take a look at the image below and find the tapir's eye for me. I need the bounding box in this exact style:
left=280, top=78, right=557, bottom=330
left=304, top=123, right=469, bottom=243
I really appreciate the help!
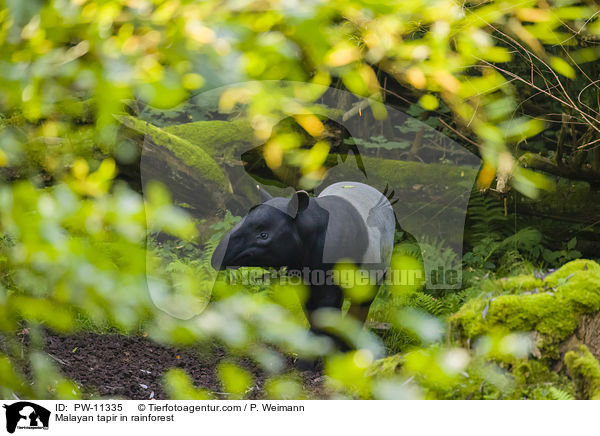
left=258, top=232, right=269, bottom=240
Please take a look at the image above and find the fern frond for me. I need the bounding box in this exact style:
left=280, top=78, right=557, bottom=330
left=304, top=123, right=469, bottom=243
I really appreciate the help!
left=466, top=191, right=511, bottom=244
left=548, top=387, right=574, bottom=400
left=409, top=292, right=444, bottom=316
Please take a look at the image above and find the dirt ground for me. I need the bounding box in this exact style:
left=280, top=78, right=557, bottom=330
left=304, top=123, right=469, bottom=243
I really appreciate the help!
left=41, top=332, right=327, bottom=399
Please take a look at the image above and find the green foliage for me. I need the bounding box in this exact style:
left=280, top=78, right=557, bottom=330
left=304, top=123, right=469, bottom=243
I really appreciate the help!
left=548, top=387, right=575, bottom=401
left=464, top=191, right=585, bottom=286
left=463, top=227, right=543, bottom=274
left=0, top=176, right=153, bottom=334
left=408, top=293, right=445, bottom=317
left=146, top=211, right=242, bottom=319
left=163, top=368, right=211, bottom=400
left=465, top=192, right=512, bottom=245
left=264, top=374, right=305, bottom=400
left=217, top=361, right=254, bottom=399
left=347, top=136, right=411, bottom=151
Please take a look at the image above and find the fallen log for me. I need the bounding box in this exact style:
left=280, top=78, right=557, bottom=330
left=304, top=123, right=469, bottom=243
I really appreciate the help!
left=520, top=152, right=600, bottom=186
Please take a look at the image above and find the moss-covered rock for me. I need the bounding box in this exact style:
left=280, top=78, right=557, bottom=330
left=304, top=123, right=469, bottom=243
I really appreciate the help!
left=164, top=120, right=254, bottom=160
left=545, top=259, right=600, bottom=286
left=452, top=259, right=600, bottom=359
left=564, top=345, right=600, bottom=399
left=116, top=115, right=230, bottom=191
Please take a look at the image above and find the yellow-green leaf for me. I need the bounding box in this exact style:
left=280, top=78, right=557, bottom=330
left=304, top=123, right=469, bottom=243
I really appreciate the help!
left=551, top=57, right=575, bottom=79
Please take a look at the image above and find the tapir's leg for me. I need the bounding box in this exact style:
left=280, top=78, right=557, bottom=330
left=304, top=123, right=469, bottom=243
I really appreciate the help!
left=347, top=300, right=372, bottom=324
left=347, top=273, right=386, bottom=325
left=304, top=284, right=353, bottom=351
left=304, top=284, right=344, bottom=314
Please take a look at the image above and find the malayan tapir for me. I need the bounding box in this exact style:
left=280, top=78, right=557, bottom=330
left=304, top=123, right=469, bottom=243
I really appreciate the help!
left=211, top=181, right=395, bottom=348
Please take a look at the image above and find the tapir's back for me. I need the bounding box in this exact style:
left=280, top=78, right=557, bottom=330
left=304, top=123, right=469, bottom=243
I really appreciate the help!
left=317, top=182, right=395, bottom=271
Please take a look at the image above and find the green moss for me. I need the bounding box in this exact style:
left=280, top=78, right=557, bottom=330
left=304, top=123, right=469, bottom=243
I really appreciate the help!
left=497, top=275, right=543, bottom=292
left=164, top=120, right=253, bottom=159
left=116, top=115, right=229, bottom=190
left=326, top=156, right=477, bottom=195
left=367, top=354, right=403, bottom=377
left=504, top=358, right=575, bottom=399
left=564, top=345, right=600, bottom=399
left=513, top=359, right=559, bottom=386
left=544, top=259, right=600, bottom=286
left=452, top=260, right=600, bottom=358
left=556, top=274, right=600, bottom=313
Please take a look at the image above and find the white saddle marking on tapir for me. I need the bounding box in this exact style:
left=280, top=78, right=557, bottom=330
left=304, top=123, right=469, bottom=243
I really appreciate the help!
left=318, top=181, right=395, bottom=270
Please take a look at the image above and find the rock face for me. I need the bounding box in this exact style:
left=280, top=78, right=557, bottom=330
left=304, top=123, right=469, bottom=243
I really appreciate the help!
left=451, top=259, right=600, bottom=398
left=560, top=311, right=600, bottom=365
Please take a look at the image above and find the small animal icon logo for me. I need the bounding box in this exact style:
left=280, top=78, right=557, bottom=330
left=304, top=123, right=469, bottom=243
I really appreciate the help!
left=2, top=402, right=50, bottom=433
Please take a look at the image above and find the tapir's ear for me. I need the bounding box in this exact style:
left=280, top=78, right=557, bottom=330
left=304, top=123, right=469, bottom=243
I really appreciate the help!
left=256, top=185, right=273, bottom=203
left=287, top=190, right=310, bottom=218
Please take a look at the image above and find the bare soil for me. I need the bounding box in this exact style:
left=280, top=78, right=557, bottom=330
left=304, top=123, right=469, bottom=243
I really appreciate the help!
left=41, top=332, right=326, bottom=399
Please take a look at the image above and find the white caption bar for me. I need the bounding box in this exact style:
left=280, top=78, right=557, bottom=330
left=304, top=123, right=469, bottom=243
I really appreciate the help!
left=0, top=400, right=593, bottom=436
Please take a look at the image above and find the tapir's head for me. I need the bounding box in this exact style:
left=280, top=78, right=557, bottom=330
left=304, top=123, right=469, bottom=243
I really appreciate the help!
left=211, top=187, right=310, bottom=271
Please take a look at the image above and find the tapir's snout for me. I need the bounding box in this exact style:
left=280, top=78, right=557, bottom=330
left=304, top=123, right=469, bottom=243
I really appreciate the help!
left=211, top=217, right=248, bottom=270
left=211, top=233, right=231, bottom=270
left=211, top=232, right=257, bottom=270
